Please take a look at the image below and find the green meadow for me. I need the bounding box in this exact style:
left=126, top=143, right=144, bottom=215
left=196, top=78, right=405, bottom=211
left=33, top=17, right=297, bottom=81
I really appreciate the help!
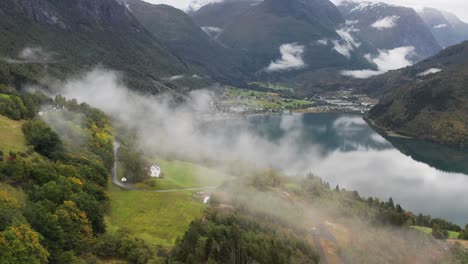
left=107, top=159, right=228, bottom=248
left=411, top=225, right=460, bottom=239
left=105, top=182, right=207, bottom=248
left=0, top=115, right=27, bottom=153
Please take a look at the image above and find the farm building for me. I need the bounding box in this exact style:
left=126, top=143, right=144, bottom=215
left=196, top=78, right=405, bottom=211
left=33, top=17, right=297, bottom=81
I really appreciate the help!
left=150, top=164, right=161, bottom=178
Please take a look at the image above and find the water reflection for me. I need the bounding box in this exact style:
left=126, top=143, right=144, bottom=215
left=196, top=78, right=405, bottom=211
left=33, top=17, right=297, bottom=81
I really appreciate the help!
left=239, top=112, right=468, bottom=225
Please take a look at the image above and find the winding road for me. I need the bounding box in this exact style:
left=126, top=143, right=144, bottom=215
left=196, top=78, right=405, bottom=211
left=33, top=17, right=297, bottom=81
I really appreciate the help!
left=111, top=141, right=217, bottom=192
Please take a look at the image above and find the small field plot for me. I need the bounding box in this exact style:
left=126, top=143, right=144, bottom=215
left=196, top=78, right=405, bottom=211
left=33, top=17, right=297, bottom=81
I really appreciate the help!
left=411, top=226, right=460, bottom=239
left=135, top=159, right=229, bottom=190
left=0, top=115, right=26, bottom=152
left=106, top=183, right=206, bottom=248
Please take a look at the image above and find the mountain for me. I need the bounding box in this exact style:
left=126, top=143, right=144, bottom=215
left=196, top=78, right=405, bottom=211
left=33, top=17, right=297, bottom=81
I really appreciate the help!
left=418, top=8, right=468, bottom=48
left=0, top=0, right=194, bottom=93
left=124, top=0, right=252, bottom=85
left=192, top=0, right=374, bottom=86
left=367, top=41, right=468, bottom=148
left=337, top=1, right=441, bottom=61
left=191, top=0, right=261, bottom=29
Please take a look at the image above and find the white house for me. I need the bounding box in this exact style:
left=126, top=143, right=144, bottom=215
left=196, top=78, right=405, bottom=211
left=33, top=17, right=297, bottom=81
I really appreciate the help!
left=121, top=177, right=127, bottom=182
left=150, top=164, right=161, bottom=178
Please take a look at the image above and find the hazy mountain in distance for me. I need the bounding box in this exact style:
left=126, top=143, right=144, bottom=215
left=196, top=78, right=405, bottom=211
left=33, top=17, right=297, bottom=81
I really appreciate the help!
left=418, top=7, right=468, bottom=48
left=0, top=0, right=193, bottom=93
left=125, top=0, right=253, bottom=85
left=337, top=1, right=441, bottom=61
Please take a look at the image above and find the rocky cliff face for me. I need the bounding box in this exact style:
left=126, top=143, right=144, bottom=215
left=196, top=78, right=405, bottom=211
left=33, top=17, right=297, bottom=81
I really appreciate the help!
left=9, top=0, right=67, bottom=29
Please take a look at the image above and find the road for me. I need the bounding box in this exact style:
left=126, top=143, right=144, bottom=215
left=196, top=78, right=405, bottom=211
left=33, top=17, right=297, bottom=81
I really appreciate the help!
left=111, top=141, right=217, bottom=192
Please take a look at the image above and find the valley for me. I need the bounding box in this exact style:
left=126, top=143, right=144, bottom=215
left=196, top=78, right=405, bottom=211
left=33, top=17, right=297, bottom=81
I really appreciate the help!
left=213, top=85, right=377, bottom=116
left=0, top=0, right=467, bottom=263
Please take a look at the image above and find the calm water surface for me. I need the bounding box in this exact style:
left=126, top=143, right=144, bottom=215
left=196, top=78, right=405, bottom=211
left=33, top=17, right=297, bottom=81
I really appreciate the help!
left=213, top=112, right=468, bottom=225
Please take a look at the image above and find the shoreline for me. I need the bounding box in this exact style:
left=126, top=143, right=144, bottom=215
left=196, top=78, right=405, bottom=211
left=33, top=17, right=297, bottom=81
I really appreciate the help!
left=202, top=108, right=366, bottom=122
left=363, top=116, right=414, bottom=139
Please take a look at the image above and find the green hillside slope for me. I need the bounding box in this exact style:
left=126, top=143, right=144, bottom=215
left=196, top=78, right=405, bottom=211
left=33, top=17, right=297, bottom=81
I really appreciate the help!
left=0, top=0, right=189, bottom=92
left=125, top=0, right=252, bottom=85
left=368, top=42, right=468, bottom=148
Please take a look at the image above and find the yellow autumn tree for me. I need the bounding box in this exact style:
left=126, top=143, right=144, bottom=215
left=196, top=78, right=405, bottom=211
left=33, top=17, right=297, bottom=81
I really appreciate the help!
left=0, top=224, right=49, bottom=264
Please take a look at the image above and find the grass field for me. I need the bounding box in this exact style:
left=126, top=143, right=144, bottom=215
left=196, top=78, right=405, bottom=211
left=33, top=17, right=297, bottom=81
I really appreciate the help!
left=106, top=182, right=207, bottom=248
left=134, top=159, right=228, bottom=190
left=0, top=182, right=26, bottom=205
left=411, top=226, right=460, bottom=239
left=0, top=115, right=26, bottom=153
left=108, top=159, right=228, bottom=247
left=248, top=82, right=294, bottom=92
left=222, top=87, right=314, bottom=110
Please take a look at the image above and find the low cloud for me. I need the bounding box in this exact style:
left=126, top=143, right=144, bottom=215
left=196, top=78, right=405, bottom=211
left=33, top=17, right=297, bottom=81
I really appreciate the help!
left=201, top=26, right=223, bottom=38
left=371, top=16, right=400, bottom=30
left=37, top=70, right=468, bottom=226
left=2, top=46, right=54, bottom=64
left=317, top=39, right=329, bottom=46
left=266, top=43, right=306, bottom=72
left=51, top=68, right=324, bottom=174
left=417, top=68, right=442, bottom=76
left=332, top=23, right=361, bottom=58
left=433, top=24, right=448, bottom=29
left=342, top=46, right=415, bottom=78
left=341, top=69, right=384, bottom=79
left=165, top=74, right=185, bottom=81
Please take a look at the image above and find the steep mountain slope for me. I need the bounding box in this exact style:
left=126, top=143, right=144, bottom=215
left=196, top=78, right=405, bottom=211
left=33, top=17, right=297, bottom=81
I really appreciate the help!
left=124, top=0, right=252, bottom=85
left=0, top=0, right=191, bottom=92
left=338, top=1, right=441, bottom=61
left=418, top=8, right=468, bottom=48
left=367, top=41, right=468, bottom=148
left=191, top=0, right=260, bottom=29
left=194, top=0, right=374, bottom=81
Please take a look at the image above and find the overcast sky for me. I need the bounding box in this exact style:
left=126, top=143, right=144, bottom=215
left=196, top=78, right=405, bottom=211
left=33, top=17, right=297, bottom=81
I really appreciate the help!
left=142, top=0, right=468, bottom=22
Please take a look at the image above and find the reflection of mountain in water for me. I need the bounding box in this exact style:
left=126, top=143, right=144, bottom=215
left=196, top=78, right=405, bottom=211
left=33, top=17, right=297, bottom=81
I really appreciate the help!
left=205, top=112, right=393, bottom=155
left=203, top=112, right=468, bottom=225
left=384, top=136, right=468, bottom=175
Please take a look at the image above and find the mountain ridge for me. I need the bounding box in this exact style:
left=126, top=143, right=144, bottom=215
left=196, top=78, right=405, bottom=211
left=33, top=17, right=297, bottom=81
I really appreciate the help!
left=0, top=0, right=195, bottom=93
left=124, top=0, right=253, bottom=85
left=368, top=41, right=468, bottom=148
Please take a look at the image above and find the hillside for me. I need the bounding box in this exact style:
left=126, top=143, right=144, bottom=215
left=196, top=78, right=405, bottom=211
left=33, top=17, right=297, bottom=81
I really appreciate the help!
left=124, top=0, right=252, bottom=85
left=338, top=1, right=441, bottom=61
left=418, top=8, right=468, bottom=48
left=0, top=115, right=26, bottom=152
left=191, top=0, right=260, bottom=29
left=0, top=0, right=191, bottom=93
left=368, top=42, right=468, bottom=148
left=193, top=0, right=374, bottom=79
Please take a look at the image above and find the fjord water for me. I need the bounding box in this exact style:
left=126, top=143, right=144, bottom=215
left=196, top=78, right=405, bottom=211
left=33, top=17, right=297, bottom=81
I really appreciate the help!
left=216, top=112, right=468, bottom=225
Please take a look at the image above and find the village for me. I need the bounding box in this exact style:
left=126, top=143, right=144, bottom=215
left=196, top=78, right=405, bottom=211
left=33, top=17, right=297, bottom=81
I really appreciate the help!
left=211, top=86, right=378, bottom=116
